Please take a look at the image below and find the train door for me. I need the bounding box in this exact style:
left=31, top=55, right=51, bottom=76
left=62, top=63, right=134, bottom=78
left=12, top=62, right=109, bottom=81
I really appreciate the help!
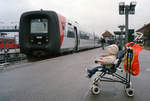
left=74, top=27, right=79, bottom=51
left=60, top=22, right=76, bottom=52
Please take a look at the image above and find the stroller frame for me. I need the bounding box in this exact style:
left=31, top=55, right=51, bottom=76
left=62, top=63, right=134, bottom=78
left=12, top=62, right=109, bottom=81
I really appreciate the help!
left=90, top=47, right=135, bottom=96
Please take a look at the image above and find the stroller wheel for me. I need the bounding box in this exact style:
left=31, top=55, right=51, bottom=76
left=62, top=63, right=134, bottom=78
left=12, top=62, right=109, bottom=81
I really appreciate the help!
left=91, top=84, right=100, bottom=95
left=126, top=88, right=135, bottom=97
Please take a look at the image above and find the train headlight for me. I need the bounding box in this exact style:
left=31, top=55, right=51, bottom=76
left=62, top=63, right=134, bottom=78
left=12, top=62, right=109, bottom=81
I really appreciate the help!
left=31, top=40, right=33, bottom=42
left=37, top=42, right=42, bottom=45
left=36, top=36, right=42, bottom=39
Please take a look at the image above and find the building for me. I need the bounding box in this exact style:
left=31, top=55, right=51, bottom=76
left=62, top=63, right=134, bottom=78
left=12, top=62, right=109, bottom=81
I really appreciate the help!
left=102, top=30, right=114, bottom=39
left=102, top=30, right=114, bottom=45
left=136, top=23, right=150, bottom=40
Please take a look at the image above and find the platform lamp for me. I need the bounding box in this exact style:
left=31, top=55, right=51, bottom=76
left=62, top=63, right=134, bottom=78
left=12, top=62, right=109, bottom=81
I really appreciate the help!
left=119, top=1, right=136, bottom=44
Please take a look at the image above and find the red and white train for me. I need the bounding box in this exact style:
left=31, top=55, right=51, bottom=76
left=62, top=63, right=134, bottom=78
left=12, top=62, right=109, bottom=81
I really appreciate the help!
left=19, top=10, right=101, bottom=58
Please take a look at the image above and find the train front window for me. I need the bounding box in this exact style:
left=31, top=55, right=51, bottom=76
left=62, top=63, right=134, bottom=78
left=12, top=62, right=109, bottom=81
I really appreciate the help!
left=30, top=18, right=48, bottom=33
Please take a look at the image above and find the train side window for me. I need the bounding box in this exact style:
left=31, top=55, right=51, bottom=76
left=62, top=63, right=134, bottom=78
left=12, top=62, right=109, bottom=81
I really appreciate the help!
left=62, top=24, right=65, bottom=30
left=67, top=30, right=75, bottom=38
left=80, top=31, right=89, bottom=40
left=7, top=40, right=10, bottom=43
left=4, top=40, right=6, bottom=43
left=62, top=24, right=67, bottom=36
left=7, top=40, right=9, bottom=43
left=10, top=40, right=12, bottom=44
left=0, top=40, right=2, bottom=44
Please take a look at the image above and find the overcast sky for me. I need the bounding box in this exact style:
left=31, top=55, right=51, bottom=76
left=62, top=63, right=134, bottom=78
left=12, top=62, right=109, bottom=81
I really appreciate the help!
left=0, top=0, right=150, bottom=35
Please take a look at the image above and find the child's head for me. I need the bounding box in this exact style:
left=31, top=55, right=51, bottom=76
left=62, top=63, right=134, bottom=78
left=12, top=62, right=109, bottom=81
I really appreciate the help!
left=106, top=44, right=119, bottom=55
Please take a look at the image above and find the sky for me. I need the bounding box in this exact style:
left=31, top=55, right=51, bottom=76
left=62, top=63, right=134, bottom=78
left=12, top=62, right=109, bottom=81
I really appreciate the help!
left=0, top=0, right=150, bottom=36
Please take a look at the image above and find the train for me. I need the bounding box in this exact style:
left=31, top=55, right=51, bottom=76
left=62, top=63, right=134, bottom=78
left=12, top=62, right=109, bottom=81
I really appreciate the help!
left=0, top=36, right=20, bottom=62
left=19, top=10, right=101, bottom=58
left=0, top=37, right=19, bottom=49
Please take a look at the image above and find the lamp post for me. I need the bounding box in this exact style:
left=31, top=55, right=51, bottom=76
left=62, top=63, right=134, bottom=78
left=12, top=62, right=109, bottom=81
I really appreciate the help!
left=118, top=25, right=125, bottom=50
left=119, top=1, right=136, bottom=44
left=10, top=21, right=18, bottom=29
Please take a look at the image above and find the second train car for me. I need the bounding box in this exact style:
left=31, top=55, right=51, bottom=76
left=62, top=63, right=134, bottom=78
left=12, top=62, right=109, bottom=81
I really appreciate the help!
left=19, top=10, right=100, bottom=58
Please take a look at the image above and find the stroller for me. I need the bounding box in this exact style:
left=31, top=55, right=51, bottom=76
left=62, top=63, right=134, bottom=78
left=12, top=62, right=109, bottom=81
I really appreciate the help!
left=89, top=42, right=142, bottom=97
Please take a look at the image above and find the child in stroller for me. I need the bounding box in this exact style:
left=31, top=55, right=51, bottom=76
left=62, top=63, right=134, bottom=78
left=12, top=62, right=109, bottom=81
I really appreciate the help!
left=87, top=44, right=119, bottom=78
left=86, top=42, right=141, bottom=97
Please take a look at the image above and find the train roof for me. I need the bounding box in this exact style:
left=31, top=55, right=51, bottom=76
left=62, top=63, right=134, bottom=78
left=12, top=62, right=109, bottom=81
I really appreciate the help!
left=20, top=10, right=58, bottom=18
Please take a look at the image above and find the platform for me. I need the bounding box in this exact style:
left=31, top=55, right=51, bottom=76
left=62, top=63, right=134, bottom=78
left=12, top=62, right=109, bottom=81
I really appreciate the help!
left=0, top=48, right=149, bottom=101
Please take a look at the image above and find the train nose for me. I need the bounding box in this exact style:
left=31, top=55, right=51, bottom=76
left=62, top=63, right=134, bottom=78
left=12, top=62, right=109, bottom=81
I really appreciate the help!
left=30, top=35, right=49, bottom=45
